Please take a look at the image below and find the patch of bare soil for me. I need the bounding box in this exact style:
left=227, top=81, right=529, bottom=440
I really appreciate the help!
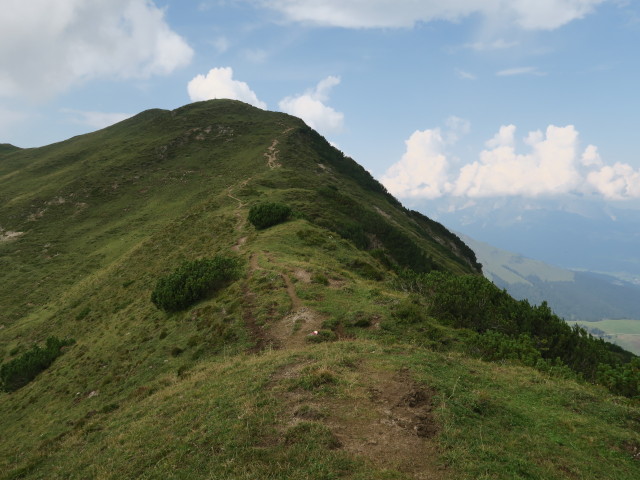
left=265, top=139, right=282, bottom=169
left=242, top=284, right=274, bottom=353
left=243, top=254, right=323, bottom=351
left=327, top=277, right=346, bottom=289
left=270, top=307, right=324, bottom=349
left=273, top=363, right=446, bottom=479
left=332, top=370, right=443, bottom=479
left=0, top=229, right=24, bottom=242
left=267, top=272, right=324, bottom=348
left=231, top=236, right=247, bottom=252
left=293, top=269, right=312, bottom=283
left=248, top=253, right=325, bottom=348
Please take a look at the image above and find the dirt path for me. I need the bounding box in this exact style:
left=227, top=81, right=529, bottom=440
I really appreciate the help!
left=264, top=139, right=281, bottom=169
left=263, top=126, right=295, bottom=169
left=281, top=273, right=302, bottom=310
left=242, top=252, right=323, bottom=352
left=226, top=178, right=251, bottom=250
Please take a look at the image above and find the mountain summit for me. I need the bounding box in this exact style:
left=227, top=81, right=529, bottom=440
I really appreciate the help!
left=1, top=100, right=639, bottom=479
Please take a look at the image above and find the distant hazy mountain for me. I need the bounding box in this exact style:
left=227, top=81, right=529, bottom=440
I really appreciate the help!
left=423, top=198, right=640, bottom=282
left=462, top=234, right=640, bottom=322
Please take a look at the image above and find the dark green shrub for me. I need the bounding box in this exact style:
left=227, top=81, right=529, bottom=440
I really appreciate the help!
left=345, top=259, right=384, bottom=281
left=151, top=256, right=241, bottom=312
left=311, top=272, right=329, bottom=285
left=596, top=359, right=640, bottom=398
left=0, top=336, right=75, bottom=392
left=394, top=296, right=428, bottom=324
left=394, top=270, right=640, bottom=397
left=469, top=331, right=542, bottom=367
left=248, top=202, right=292, bottom=229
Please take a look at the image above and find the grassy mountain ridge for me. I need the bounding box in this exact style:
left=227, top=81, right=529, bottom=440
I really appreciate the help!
left=1, top=100, right=640, bottom=479
left=0, top=100, right=477, bottom=327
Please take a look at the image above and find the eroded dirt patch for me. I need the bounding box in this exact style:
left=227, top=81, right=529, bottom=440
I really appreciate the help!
left=270, top=307, right=324, bottom=349
left=331, top=370, right=442, bottom=478
left=243, top=254, right=324, bottom=351
left=231, top=236, right=247, bottom=252
left=271, top=362, right=446, bottom=479
left=293, top=268, right=312, bottom=283
left=265, top=139, right=282, bottom=169
left=0, top=229, right=24, bottom=242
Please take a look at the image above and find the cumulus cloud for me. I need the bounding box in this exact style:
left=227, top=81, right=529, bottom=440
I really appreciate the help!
left=0, top=0, right=193, bottom=100
left=381, top=122, right=640, bottom=201
left=454, top=125, right=582, bottom=197
left=381, top=129, right=452, bottom=199
left=187, top=67, right=267, bottom=109
left=278, top=76, right=344, bottom=135
left=258, top=0, right=604, bottom=30
left=587, top=163, right=640, bottom=200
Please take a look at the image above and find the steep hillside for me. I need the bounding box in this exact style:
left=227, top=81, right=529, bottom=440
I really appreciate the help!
left=1, top=101, right=639, bottom=480
left=0, top=100, right=478, bottom=327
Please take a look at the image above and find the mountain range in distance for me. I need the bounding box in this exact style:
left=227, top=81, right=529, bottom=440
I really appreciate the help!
left=430, top=197, right=640, bottom=282
left=462, top=234, right=640, bottom=354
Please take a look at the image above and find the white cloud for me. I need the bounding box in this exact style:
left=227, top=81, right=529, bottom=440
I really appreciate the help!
left=587, top=163, right=640, bottom=200
left=455, top=125, right=582, bottom=197
left=258, top=0, right=604, bottom=30
left=62, top=109, right=133, bottom=129
left=0, top=0, right=193, bottom=100
left=455, top=69, right=477, bottom=80
left=496, top=66, right=546, bottom=76
left=187, top=67, right=267, bottom=109
left=485, top=125, right=516, bottom=149
left=381, top=129, right=452, bottom=199
left=581, top=144, right=603, bottom=167
left=381, top=122, right=640, bottom=201
left=278, top=76, right=344, bottom=135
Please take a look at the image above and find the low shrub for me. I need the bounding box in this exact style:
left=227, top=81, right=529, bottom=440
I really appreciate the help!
left=0, top=336, right=75, bottom=392
left=151, top=256, right=241, bottom=312
left=248, top=202, right=292, bottom=229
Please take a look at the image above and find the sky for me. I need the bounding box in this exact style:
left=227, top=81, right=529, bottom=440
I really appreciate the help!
left=2, top=0, right=640, bottom=217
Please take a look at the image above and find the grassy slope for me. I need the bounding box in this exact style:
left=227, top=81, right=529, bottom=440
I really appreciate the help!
left=1, top=100, right=639, bottom=479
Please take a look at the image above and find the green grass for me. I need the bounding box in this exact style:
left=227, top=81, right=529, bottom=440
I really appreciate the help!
left=1, top=100, right=639, bottom=480
left=3, top=341, right=639, bottom=479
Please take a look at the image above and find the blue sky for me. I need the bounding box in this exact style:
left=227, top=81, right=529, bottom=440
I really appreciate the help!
left=2, top=0, right=640, bottom=209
